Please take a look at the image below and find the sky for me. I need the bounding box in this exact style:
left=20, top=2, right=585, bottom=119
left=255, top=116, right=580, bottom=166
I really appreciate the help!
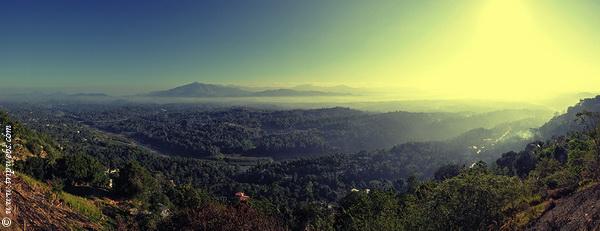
left=1, top=0, right=600, bottom=100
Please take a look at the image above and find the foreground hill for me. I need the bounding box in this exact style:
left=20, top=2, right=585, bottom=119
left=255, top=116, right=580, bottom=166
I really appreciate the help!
left=2, top=97, right=599, bottom=230
left=529, top=184, right=600, bottom=230
left=1, top=111, right=285, bottom=230
left=0, top=172, right=101, bottom=230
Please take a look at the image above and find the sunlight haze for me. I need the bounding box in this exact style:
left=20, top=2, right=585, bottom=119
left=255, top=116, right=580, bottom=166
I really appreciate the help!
left=1, top=0, right=599, bottom=101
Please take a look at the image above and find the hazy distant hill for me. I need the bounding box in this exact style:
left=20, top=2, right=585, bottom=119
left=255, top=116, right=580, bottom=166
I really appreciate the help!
left=148, top=82, right=253, bottom=97
left=539, top=95, right=600, bottom=138
left=291, top=84, right=357, bottom=94
left=539, top=92, right=599, bottom=111
left=70, top=93, right=109, bottom=97
left=29, top=103, right=551, bottom=159
left=148, top=82, right=347, bottom=97
left=253, top=89, right=347, bottom=97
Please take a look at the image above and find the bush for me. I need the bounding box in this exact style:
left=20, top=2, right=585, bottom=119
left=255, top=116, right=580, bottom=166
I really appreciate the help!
left=434, top=164, right=462, bottom=181
left=57, top=153, right=109, bottom=187
left=335, top=190, right=402, bottom=231
left=423, top=170, right=524, bottom=230
left=113, top=161, right=158, bottom=201
left=59, top=192, right=103, bottom=222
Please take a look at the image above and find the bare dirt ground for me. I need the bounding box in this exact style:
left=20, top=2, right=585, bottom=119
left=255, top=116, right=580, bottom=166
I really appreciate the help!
left=529, top=184, right=600, bottom=231
left=0, top=171, right=99, bottom=231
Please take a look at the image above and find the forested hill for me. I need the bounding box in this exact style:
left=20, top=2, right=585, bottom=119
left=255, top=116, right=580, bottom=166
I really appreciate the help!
left=0, top=111, right=285, bottom=230
left=3, top=98, right=600, bottom=230
left=5, top=103, right=552, bottom=159
left=539, top=95, right=600, bottom=138
left=1, top=97, right=600, bottom=230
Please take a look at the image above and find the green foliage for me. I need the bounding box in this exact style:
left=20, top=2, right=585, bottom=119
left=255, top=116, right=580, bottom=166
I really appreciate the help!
left=5, top=104, right=600, bottom=230
left=566, top=138, right=597, bottom=179
left=113, top=161, right=159, bottom=201
left=434, top=164, right=462, bottom=181
left=0, top=111, right=61, bottom=160
left=59, top=192, right=103, bottom=222
left=249, top=198, right=280, bottom=219
left=18, top=173, right=46, bottom=190
left=294, top=203, right=335, bottom=231
left=58, top=152, right=109, bottom=187
left=525, top=158, right=560, bottom=188
left=166, top=184, right=211, bottom=209
left=416, top=169, right=524, bottom=230
left=49, top=177, right=66, bottom=193
left=544, top=169, right=578, bottom=190
left=496, top=150, right=537, bottom=178
left=17, top=156, right=52, bottom=180
left=335, top=190, right=402, bottom=231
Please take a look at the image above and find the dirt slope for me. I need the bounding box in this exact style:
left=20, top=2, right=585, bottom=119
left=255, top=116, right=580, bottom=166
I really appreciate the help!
left=0, top=171, right=99, bottom=231
left=529, top=184, right=600, bottom=231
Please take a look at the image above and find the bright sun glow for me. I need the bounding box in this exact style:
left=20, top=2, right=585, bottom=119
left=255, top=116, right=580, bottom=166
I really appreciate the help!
left=402, top=0, right=600, bottom=101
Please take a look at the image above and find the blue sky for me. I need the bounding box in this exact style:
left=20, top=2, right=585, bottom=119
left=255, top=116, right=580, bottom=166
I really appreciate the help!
left=2, top=0, right=599, bottom=99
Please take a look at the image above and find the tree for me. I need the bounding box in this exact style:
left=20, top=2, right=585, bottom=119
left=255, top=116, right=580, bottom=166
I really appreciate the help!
left=166, top=184, right=211, bottom=209
left=293, top=203, right=335, bottom=231
left=17, top=156, right=51, bottom=180
left=576, top=111, right=600, bottom=179
left=434, top=164, right=462, bottom=181
left=515, top=152, right=537, bottom=178
left=57, top=153, right=108, bottom=187
left=496, top=150, right=538, bottom=178
left=423, top=169, right=524, bottom=230
left=113, top=161, right=158, bottom=200
left=335, top=190, right=402, bottom=231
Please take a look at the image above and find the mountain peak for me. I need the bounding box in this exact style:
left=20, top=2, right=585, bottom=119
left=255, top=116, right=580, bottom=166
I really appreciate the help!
left=148, top=82, right=252, bottom=97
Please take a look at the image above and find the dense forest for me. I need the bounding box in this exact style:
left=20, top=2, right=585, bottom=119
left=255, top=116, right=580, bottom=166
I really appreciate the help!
left=1, top=98, right=599, bottom=230
left=3, top=102, right=551, bottom=159
left=5, top=0, right=600, bottom=229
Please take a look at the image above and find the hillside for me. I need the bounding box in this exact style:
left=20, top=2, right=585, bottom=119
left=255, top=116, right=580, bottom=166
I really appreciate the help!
left=1, top=111, right=285, bottom=230
left=529, top=184, right=600, bottom=230
left=1, top=98, right=599, bottom=230
left=7, top=103, right=551, bottom=159
left=539, top=95, right=600, bottom=138
left=0, top=172, right=101, bottom=230
left=6, top=0, right=600, bottom=229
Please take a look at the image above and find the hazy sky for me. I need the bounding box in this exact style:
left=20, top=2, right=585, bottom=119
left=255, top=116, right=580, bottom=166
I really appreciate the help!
left=1, top=0, right=600, bottom=100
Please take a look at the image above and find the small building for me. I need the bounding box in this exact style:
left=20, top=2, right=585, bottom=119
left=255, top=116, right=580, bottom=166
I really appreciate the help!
left=235, top=192, right=250, bottom=202
left=350, top=188, right=370, bottom=193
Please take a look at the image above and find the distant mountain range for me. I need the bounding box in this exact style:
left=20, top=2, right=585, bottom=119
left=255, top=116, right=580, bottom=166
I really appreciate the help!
left=148, top=82, right=350, bottom=97
left=70, top=93, right=109, bottom=97
left=291, top=84, right=358, bottom=94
